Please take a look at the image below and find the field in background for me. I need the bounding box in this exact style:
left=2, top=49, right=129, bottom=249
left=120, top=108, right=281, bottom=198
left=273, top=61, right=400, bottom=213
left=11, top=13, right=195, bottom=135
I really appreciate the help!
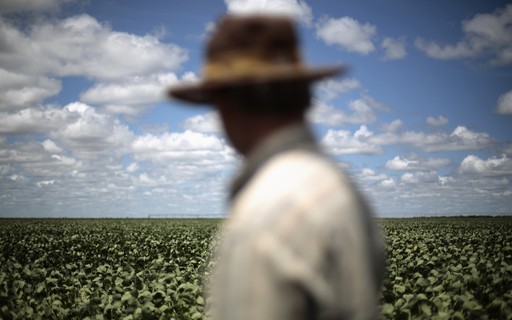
left=1, top=217, right=511, bottom=319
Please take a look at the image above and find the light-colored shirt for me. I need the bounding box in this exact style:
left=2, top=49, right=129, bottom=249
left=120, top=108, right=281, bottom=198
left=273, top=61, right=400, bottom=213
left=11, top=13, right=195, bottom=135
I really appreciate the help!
left=208, top=124, right=384, bottom=320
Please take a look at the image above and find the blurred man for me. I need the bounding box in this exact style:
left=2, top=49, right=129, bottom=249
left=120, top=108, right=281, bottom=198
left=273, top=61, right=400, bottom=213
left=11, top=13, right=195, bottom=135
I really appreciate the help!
left=169, top=14, right=384, bottom=320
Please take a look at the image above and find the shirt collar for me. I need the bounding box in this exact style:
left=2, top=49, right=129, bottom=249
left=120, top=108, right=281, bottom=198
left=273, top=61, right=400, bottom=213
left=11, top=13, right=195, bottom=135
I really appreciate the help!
left=230, top=122, right=318, bottom=200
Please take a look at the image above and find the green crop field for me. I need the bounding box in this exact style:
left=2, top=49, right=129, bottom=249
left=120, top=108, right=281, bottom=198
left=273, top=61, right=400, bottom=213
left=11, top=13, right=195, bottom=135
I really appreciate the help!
left=0, top=217, right=511, bottom=319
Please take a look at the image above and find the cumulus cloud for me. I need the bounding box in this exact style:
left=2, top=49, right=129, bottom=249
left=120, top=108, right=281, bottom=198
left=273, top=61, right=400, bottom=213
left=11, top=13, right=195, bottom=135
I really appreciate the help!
left=372, top=126, right=493, bottom=152
left=309, top=94, right=386, bottom=127
left=385, top=154, right=451, bottom=171
left=381, top=37, right=407, bottom=60
left=0, top=101, right=135, bottom=156
left=380, top=119, right=402, bottom=133
left=181, top=112, right=222, bottom=134
left=315, top=78, right=361, bottom=100
left=323, top=125, right=493, bottom=155
left=415, top=4, right=512, bottom=65
left=53, top=102, right=135, bottom=155
left=316, top=16, right=377, bottom=55
left=357, top=168, right=389, bottom=183
left=379, top=178, right=396, bottom=190
left=36, top=179, right=56, bottom=188
left=0, top=107, right=67, bottom=135
left=504, top=145, right=512, bottom=156
left=132, top=130, right=235, bottom=166
left=322, top=125, right=382, bottom=155
left=0, top=69, right=61, bottom=111
left=126, top=162, right=139, bottom=173
left=426, top=115, right=449, bottom=126
left=41, top=139, right=63, bottom=153
left=225, top=0, right=313, bottom=25
left=0, top=14, right=187, bottom=81
left=400, top=171, right=440, bottom=184
left=415, top=39, right=474, bottom=60
left=459, top=154, right=512, bottom=176
left=0, top=141, right=50, bottom=164
left=496, top=90, right=512, bottom=115
left=80, top=73, right=181, bottom=115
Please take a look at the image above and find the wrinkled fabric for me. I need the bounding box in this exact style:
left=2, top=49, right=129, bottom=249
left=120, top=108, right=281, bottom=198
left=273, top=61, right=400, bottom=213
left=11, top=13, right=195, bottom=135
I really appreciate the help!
left=209, top=124, right=384, bottom=320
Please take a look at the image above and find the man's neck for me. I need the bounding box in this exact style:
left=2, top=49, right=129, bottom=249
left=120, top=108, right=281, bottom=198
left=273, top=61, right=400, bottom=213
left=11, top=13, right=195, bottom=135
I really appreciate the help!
left=240, top=115, right=305, bottom=157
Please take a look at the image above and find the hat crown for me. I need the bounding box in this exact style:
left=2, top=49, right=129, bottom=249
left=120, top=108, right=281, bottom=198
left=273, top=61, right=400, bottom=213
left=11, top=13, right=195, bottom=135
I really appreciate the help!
left=206, top=15, right=301, bottom=66
left=168, top=14, right=344, bottom=104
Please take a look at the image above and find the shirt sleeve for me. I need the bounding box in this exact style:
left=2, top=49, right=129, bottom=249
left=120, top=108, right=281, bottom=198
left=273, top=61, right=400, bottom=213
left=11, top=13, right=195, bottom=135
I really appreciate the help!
left=209, top=228, right=332, bottom=320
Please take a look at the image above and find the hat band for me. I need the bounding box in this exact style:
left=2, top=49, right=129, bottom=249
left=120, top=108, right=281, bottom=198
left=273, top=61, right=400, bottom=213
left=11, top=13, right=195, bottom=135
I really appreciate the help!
left=203, top=56, right=303, bottom=82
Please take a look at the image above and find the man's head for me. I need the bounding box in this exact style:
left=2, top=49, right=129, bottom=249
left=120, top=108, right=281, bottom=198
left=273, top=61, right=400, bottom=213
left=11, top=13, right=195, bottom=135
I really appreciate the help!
left=169, top=14, right=343, bottom=105
left=211, top=80, right=310, bottom=155
left=169, top=14, right=344, bottom=154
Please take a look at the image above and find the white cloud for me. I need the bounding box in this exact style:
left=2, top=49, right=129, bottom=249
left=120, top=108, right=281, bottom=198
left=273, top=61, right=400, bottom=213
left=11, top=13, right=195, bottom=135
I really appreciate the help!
left=381, top=37, right=407, bottom=60
left=41, top=139, right=62, bottom=153
left=224, top=0, right=313, bottom=25
left=0, top=107, right=67, bottom=135
left=80, top=73, right=180, bottom=115
left=504, top=145, right=512, bottom=156
left=126, top=162, right=139, bottom=173
left=0, top=69, right=61, bottom=111
left=372, top=126, right=493, bottom=152
left=8, top=174, right=21, bottom=181
left=0, top=14, right=188, bottom=81
left=496, top=90, right=512, bottom=115
left=36, top=179, right=56, bottom=188
left=347, top=99, right=376, bottom=122
left=380, top=119, right=402, bottom=133
left=309, top=94, right=385, bottom=127
left=315, top=78, right=361, bottom=100
left=379, top=178, right=396, bottom=190
left=357, top=168, right=389, bottom=183
left=0, top=102, right=135, bottom=155
left=136, top=172, right=167, bottom=187
left=426, top=115, right=449, bottom=126
left=132, top=130, right=235, bottom=165
left=181, top=111, right=222, bottom=134
left=386, top=154, right=451, bottom=171
left=415, top=4, right=512, bottom=65
left=415, top=39, right=474, bottom=60
left=322, top=125, right=382, bottom=155
left=0, top=141, right=49, bottom=164
left=316, top=16, right=376, bottom=55
left=400, top=171, right=440, bottom=184
left=359, top=93, right=390, bottom=111
left=54, top=102, right=135, bottom=155
left=459, top=154, right=512, bottom=176
left=51, top=154, right=80, bottom=167
left=323, top=125, right=493, bottom=154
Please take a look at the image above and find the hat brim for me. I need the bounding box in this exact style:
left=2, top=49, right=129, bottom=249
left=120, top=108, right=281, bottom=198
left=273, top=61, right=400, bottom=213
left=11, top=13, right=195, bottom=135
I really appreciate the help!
left=168, top=65, right=345, bottom=105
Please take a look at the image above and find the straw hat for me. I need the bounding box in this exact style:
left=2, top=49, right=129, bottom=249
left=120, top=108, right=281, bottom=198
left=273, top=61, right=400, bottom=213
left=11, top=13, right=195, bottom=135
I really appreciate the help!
left=169, top=14, right=344, bottom=104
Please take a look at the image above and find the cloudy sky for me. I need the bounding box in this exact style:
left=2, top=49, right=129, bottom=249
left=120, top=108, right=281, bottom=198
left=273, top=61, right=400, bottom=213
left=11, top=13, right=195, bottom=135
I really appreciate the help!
left=0, top=0, right=511, bottom=218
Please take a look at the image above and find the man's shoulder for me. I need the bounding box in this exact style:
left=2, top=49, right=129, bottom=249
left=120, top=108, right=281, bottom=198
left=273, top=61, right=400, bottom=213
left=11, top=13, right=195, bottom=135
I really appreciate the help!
left=262, top=149, right=340, bottom=183
left=231, top=149, right=354, bottom=219
left=255, top=149, right=341, bottom=191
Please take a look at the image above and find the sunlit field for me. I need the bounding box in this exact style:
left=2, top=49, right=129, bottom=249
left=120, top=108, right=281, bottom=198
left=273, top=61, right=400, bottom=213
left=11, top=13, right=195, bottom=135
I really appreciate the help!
left=1, top=217, right=511, bottom=319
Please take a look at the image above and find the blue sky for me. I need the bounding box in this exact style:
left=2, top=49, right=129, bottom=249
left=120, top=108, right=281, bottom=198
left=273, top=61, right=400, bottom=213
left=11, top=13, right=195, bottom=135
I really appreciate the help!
left=0, top=0, right=511, bottom=217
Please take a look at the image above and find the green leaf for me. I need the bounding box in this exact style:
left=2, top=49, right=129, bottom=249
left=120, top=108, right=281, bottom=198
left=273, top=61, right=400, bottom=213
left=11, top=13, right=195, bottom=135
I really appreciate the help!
left=121, top=292, right=132, bottom=302
left=420, top=303, right=431, bottom=316
left=382, top=303, right=394, bottom=315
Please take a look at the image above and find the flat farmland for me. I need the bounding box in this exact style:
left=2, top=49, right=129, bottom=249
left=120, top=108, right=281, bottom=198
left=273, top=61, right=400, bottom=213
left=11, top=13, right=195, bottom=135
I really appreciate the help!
left=0, top=217, right=511, bottom=319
